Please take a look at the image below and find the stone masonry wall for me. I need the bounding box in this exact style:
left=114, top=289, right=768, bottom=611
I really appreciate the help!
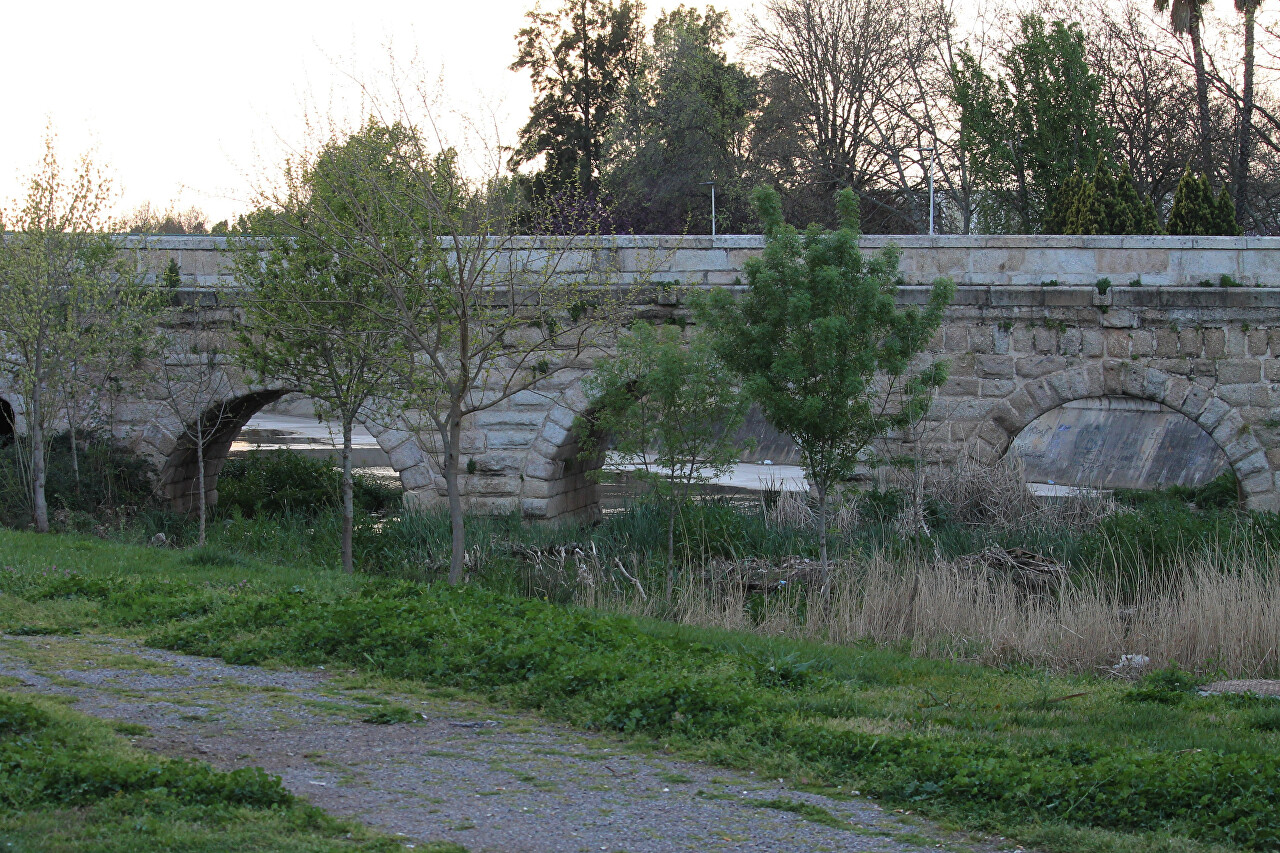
left=3, top=235, right=1277, bottom=519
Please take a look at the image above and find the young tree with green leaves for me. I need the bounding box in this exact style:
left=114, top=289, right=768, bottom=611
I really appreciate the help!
left=953, top=16, right=1110, bottom=233
left=231, top=125, right=406, bottom=574
left=256, top=111, right=636, bottom=584
left=0, top=137, right=159, bottom=532
left=701, top=185, right=954, bottom=580
left=511, top=0, right=645, bottom=199
left=582, top=322, right=748, bottom=566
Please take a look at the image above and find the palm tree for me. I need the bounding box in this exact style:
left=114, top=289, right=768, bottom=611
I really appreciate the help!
left=1234, top=0, right=1262, bottom=225
left=1155, top=0, right=1213, bottom=175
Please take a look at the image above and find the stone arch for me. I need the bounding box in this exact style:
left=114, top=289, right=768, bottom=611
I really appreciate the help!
left=984, top=360, right=1277, bottom=510
left=516, top=377, right=602, bottom=521
left=153, top=386, right=433, bottom=515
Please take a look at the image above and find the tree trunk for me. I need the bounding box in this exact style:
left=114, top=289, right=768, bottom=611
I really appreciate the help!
left=1190, top=21, right=1214, bottom=176
left=816, top=482, right=830, bottom=598
left=1235, top=4, right=1257, bottom=223
left=195, top=420, right=207, bottom=548
left=340, top=418, right=355, bottom=575
left=445, top=411, right=466, bottom=585
left=67, top=404, right=80, bottom=491
left=30, top=386, right=49, bottom=533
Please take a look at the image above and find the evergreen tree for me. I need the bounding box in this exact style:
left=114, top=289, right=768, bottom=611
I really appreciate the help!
left=700, top=186, right=954, bottom=583
left=1215, top=185, right=1243, bottom=236
left=1167, top=169, right=1240, bottom=236
left=1043, top=169, right=1084, bottom=234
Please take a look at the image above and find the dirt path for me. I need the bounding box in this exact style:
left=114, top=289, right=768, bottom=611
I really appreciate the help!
left=0, top=634, right=996, bottom=853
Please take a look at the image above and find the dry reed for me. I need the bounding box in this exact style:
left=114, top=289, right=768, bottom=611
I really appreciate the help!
left=552, top=546, right=1280, bottom=679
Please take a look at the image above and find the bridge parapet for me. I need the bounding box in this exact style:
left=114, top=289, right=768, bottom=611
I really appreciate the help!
left=123, top=234, right=1280, bottom=290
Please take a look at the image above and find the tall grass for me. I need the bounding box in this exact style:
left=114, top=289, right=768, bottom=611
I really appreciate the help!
left=556, top=544, right=1280, bottom=679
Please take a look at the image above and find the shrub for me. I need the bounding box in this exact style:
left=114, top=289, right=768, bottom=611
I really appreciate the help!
left=0, top=431, right=158, bottom=530
left=216, top=451, right=400, bottom=518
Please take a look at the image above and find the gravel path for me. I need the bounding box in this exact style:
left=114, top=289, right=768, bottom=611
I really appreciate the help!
left=0, top=634, right=997, bottom=853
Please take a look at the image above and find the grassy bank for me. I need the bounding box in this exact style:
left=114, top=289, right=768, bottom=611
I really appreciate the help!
left=2, top=529, right=1277, bottom=852
left=0, top=687, right=407, bottom=852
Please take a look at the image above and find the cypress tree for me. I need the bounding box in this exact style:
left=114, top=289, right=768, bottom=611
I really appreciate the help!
left=1168, top=169, right=1208, bottom=235
left=1092, top=161, right=1122, bottom=233
left=1214, top=185, right=1242, bottom=236
left=1043, top=169, right=1084, bottom=234
left=1115, top=165, right=1159, bottom=235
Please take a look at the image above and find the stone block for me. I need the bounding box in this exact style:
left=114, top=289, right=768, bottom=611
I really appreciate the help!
left=1217, top=384, right=1272, bottom=408
left=1153, top=329, right=1179, bottom=357
left=1026, top=379, right=1062, bottom=413
left=1241, top=474, right=1277, bottom=507
left=1082, top=329, right=1104, bottom=357
left=1234, top=449, right=1269, bottom=478
left=1179, top=329, right=1203, bottom=356
left=1211, top=410, right=1247, bottom=448
left=942, top=377, right=981, bottom=396
left=1181, top=384, right=1213, bottom=418
left=1203, top=328, right=1227, bottom=358
left=1104, top=330, right=1132, bottom=358
left=399, top=464, right=436, bottom=491
left=486, top=429, right=537, bottom=450
left=1130, top=330, right=1157, bottom=357
left=1198, top=397, right=1232, bottom=432
left=523, top=457, right=561, bottom=481
left=1013, top=354, right=1067, bottom=379
left=1216, top=360, right=1262, bottom=384
left=1248, top=329, right=1271, bottom=356
left=980, top=379, right=1017, bottom=397
left=977, top=354, right=1015, bottom=379
left=388, top=440, right=424, bottom=471
left=1032, top=327, right=1057, bottom=353
left=1043, top=287, right=1094, bottom=306
left=1099, top=308, right=1137, bottom=328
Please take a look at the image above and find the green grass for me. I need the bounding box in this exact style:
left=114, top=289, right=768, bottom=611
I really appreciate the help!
left=1, top=529, right=1277, bottom=852
left=0, top=689, right=398, bottom=852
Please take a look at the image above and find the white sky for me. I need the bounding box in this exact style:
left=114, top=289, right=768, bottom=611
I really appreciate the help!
left=0, top=0, right=1251, bottom=224
left=1, top=0, right=760, bottom=223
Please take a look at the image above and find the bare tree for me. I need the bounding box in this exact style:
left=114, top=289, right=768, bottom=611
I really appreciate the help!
left=748, top=0, right=945, bottom=231
left=154, top=290, right=237, bottom=547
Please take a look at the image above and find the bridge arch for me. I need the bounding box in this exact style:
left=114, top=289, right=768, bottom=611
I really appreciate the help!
left=984, top=360, right=1277, bottom=509
left=144, top=384, right=434, bottom=515
left=516, top=378, right=600, bottom=521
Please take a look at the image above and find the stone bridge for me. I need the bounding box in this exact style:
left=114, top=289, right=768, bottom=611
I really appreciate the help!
left=4, top=234, right=1280, bottom=517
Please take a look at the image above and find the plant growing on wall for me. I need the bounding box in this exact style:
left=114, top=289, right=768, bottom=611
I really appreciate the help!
left=701, top=185, right=954, bottom=583
left=581, top=322, right=749, bottom=568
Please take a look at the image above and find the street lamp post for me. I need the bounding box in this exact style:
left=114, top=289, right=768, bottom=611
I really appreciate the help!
left=700, top=181, right=717, bottom=237
left=921, top=146, right=936, bottom=235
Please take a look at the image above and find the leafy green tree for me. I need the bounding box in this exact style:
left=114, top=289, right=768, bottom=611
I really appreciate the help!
left=231, top=122, right=406, bottom=573
left=604, top=6, right=757, bottom=234
left=511, top=0, right=645, bottom=198
left=582, top=322, right=748, bottom=566
left=954, top=16, right=1110, bottom=233
left=701, top=185, right=954, bottom=579
left=0, top=137, right=160, bottom=532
